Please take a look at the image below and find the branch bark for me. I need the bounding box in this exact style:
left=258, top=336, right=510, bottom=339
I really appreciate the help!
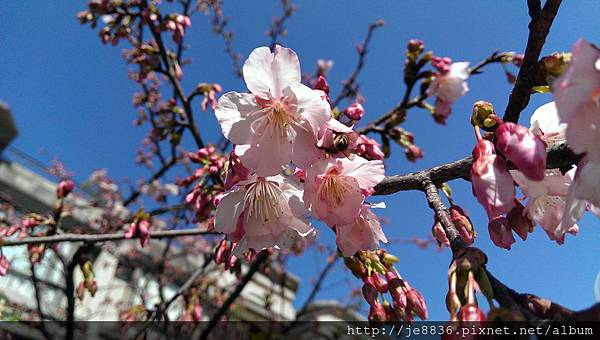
left=502, top=0, right=562, bottom=123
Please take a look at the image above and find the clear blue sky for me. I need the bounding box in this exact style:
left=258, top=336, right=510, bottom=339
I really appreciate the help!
left=1, top=1, right=600, bottom=320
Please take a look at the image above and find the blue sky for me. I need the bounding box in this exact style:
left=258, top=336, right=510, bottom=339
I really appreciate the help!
left=1, top=1, right=600, bottom=320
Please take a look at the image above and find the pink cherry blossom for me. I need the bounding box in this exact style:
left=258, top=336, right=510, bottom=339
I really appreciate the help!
left=496, top=122, right=547, bottom=181
left=303, top=156, right=384, bottom=227
left=559, top=160, right=600, bottom=237
left=426, top=62, right=470, bottom=124
left=510, top=102, right=579, bottom=241
left=471, top=139, right=515, bottom=219
left=214, top=174, right=312, bottom=253
left=215, top=46, right=330, bottom=176
left=511, top=169, right=577, bottom=243
left=335, top=204, right=388, bottom=256
left=554, top=39, right=600, bottom=162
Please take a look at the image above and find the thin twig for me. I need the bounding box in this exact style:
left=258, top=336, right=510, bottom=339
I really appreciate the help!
left=194, top=250, right=270, bottom=340
left=0, top=229, right=218, bottom=247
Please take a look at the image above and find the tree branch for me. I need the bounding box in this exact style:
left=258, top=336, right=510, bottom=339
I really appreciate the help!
left=194, top=250, right=270, bottom=340
left=0, top=229, right=218, bottom=247
left=374, top=142, right=580, bottom=196
left=502, top=0, right=562, bottom=123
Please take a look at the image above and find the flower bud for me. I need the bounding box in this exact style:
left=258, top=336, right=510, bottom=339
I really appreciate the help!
left=138, top=219, right=151, bottom=248
left=0, top=255, right=9, bottom=276
left=495, top=122, right=547, bottom=181
left=314, top=75, right=330, bottom=95
left=372, top=273, right=388, bottom=293
left=344, top=256, right=367, bottom=278
left=57, top=180, right=75, bottom=199
left=344, top=103, right=365, bottom=121
left=507, top=201, right=534, bottom=241
left=76, top=281, right=85, bottom=301
left=432, top=218, right=450, bottom=247
left=405, top=144, right=423, bottom=162
left=405, top=283, right=428, bottom=320
left=362, top=279, right=379, bottom=306
left=450, top=205, right=475, bottom=245
left=407, top=39, right=424, bottom=54
left=457, top=304, right=486, bottom=322
left=470, top=101, right=497, bottom=129
left=385, top=271, right=407, bottom=309
left=368, top=302, right=386, bottom=323
left=488, top=217, right=516, bottom=250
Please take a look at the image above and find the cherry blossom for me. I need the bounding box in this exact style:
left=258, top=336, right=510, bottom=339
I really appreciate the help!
left=214, top=174, right=313, bottom=253
left=303, top=156, right=384, bottom=227
left=470, top=139, right=515, bottom=219
left=509, top=102, right=578, bottom=242
left=215, top=45, right=330, bottom=176
left=554, top=39, right=600, bottom=162
left=335, top=203, right=388, bottom=256
left=426, top=61, right=470, bottom=124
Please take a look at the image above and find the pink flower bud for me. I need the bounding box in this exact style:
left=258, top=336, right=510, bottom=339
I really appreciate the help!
left=314, top=75, right=330, bottom=94
left=372, top=273, right=388, bottom=293
left=496, top=122, right=546, bottom=181
left=215, top=239, right=230, bottom=264
left=361, top=279, right=379, bottom=306
left=0, top=255, right=9, bottom=276
left=138, top=219, right=151, bottom=248
left=193, top=303, right=202, bottom=321
left=407, top=39, right=424, bottom=54
left=368, top=302, right=386, bottom=323
left=432, top=218, right=450, bottom=247
left=344, top=103, right=365, bottom=120
left=405, top=283, right=428, bottom=320
left=385, top=271, right=407, bottom=309
left=208, top=165, right=219, bottom=175
left=450, top=205, right=475, bottom=245
left=76, top=281, right=85, bottom=300
left=405, top=144, right=423, bottom=162
left=507, top=201, right=533, bottom=241
left=57, top=180, right=75, bottom=198
left=488, top=217, right=516, bottom=250
left=457, top=304, right=486, bottom=322
left=124, top=222, right=136, bottom=239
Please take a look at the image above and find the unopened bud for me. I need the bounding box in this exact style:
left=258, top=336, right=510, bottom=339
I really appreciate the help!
left=56, top=180, right=75, bottom=199
left=507, top=201, right=534, bottom=241
left=344, top=103, right=365, bottom=121
left=470, top=101, right=497, bottom=129
left=314, top=75, right=330, bottom=94
left=457, top=304, right=486, bottom=322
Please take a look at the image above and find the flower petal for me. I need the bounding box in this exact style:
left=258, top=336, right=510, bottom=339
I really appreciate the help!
left=214, top=188, right=245, bottom=233
left=215, top=92, right=262, bottom=145
left=243, top=45, right=301, bottom=99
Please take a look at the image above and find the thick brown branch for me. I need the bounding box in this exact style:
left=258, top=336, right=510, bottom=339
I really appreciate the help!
left=374, top=142, right=580, bottom=196
left=0, top=229, right=218, bottom=247
left=503, top=0, right=562, bottom=123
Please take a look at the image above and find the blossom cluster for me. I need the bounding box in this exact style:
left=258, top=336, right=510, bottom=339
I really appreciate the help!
left=212, top=46, right=387, bottom=256
left=469, top=39, right=600, bottom=249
